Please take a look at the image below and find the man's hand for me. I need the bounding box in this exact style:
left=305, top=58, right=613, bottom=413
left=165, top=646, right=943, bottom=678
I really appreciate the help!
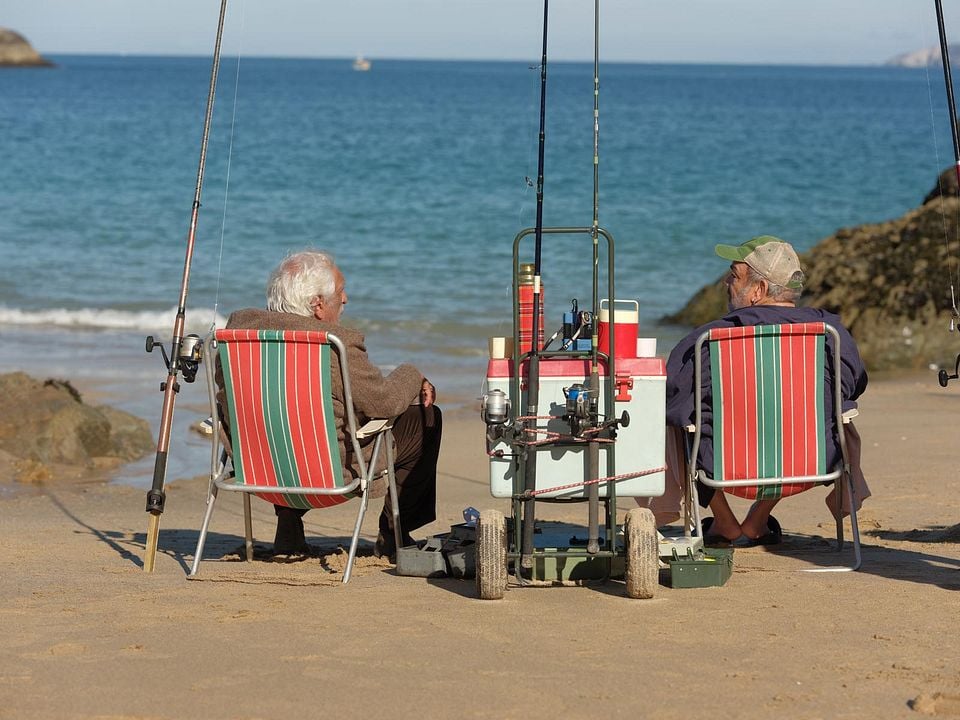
left=420, top=379, right=436, bottom=408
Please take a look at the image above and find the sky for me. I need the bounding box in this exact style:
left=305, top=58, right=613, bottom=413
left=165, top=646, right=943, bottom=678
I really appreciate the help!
left=2, top=1, right=959, bottom=66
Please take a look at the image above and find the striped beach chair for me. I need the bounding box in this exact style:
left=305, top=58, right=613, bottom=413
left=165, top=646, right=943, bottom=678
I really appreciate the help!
left=189, top=329, right=398, bottom=582
left=688, top=322, right=861, bottom=570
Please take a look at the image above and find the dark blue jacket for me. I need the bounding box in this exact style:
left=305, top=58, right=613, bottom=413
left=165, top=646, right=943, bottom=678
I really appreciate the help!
left=666, top=305, right=868, bottom=473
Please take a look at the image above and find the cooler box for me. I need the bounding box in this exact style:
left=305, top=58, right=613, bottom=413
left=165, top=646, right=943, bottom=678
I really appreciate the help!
left=485, top=356, right=666, bottom=499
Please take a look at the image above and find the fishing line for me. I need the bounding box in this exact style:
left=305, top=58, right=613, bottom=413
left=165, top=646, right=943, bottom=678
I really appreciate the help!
left=921, top=9, right=955, bottom=295
left=143, top=0, right=230, bottom=572
left=923, top=52, right=960, bottom=310
left=509, top=12, right=549, bottom=355
left=210, top=0, right=247, bottom=333
left=590, top=0, right=601, bottom=344
left=519, top=56, right=544, bottom=228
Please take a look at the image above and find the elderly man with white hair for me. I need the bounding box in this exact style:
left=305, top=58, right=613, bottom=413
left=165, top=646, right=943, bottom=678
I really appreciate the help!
left=218, top=249, right=440, bottom=560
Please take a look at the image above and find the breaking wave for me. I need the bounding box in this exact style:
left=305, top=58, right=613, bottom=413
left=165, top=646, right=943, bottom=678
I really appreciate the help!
left=0, top=306, right=226, bottom=333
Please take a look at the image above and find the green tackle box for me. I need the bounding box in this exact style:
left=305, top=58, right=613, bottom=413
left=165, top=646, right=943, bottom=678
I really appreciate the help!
left=668, top=547, right=733, bottom=589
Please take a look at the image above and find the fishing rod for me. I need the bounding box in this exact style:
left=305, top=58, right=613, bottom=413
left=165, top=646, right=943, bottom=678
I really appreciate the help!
left=585, top=0, right=602, bottom=555
left=936, top=0, right=960, bottom=190
left=520, top=0, right=549, bottom=570
left=934, top=0, right=960, bottom=389
left=935, top=0, right=960, bottom=337
left=142, top=0, right=230, bottom=572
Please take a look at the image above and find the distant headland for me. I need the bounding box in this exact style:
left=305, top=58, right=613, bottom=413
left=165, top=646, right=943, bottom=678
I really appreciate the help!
left=885, top=44, right=960, bottom=68
left=0, top=27, right=53, bottom=67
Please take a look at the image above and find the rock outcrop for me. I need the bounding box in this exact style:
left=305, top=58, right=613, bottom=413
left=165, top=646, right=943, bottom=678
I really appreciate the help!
left=923, top=166, right=960, bottom=205
left=664, top=170, right=960, bottom=371
left=0, top=28, right=53, bottom=67
left=0, top=373, right=154, bottom=484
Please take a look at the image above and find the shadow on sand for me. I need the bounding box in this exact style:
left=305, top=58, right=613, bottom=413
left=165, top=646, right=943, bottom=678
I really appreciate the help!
left=41, top=488, right=960, bottom=592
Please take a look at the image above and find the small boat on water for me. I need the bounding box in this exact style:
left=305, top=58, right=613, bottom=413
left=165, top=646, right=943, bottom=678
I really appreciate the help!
left=352, top=56, right=371, bottom=71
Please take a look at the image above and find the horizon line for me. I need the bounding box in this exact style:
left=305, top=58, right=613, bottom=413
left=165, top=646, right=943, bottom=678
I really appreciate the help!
left=38, top=51, right=899, bottom=69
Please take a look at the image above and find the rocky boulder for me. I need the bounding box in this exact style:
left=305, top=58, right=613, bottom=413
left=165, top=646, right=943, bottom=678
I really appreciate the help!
left=0, top=373, right=154, bottom=483
left=0, top=28, right=53, bottom=67
left=923, top=166, right=960, bottom=205
left=664, top=170, right=960, bottom=371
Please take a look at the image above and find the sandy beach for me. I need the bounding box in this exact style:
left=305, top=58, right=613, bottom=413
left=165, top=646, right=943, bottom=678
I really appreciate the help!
left=2, top=370, right=960, bottom=720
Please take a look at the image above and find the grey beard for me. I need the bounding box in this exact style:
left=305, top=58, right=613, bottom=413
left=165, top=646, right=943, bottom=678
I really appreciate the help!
left=727, top=286, right=752, bottom=313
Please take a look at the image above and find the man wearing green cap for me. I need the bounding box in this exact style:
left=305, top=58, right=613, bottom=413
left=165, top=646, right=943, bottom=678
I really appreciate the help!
left=653, top=235, right=870, bottom=546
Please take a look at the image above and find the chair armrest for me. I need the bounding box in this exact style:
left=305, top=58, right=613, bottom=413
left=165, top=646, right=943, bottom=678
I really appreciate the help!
left=357, top=418, right=393, bottom=439
left=841, top=408, right=859, bottom=424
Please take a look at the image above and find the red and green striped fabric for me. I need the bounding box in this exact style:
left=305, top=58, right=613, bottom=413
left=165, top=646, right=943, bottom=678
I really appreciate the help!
left=216, top=329, right=348, bottom=509
left=709, top=323, right=826, bottom=500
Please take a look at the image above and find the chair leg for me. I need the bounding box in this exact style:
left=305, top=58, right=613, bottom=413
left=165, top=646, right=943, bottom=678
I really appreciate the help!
left=844, top=472, right=862, bottom=571
left=680, top=431, right=702, bottom=539
left=243, top=494, right=253, bottom=562
left=343, top=482, right=370, bottom=584
left=384, top=429, right=403, bottom=552
left=685, top=470, right=702, bottom=539
left=189, top=485, right=220, bottom=577
left=804, top=473, right=862, bottom=573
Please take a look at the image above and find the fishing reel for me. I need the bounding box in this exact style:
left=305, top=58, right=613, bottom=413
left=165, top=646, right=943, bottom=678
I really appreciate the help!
left=542, top=299, right=594, bottom=353
left=562, top=383, right=596, bottom=436
left=939, top=352, right=960, bottom=388
left=560, top=299, right=592, bottom=352
left=562, top=382, right=631, bottom=438
left=482, top=389, right=511, bottom=426
left=481, top=389, right=513, bottom=448
left=145, top=333, right=203, bottom=387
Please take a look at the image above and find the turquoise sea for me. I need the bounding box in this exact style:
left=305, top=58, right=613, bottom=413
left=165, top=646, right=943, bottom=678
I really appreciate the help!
left=0, top=55, right=954, bottom=483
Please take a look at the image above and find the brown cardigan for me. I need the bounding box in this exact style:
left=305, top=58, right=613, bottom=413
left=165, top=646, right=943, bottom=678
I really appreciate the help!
left=217, top=308, right=424, bottom=479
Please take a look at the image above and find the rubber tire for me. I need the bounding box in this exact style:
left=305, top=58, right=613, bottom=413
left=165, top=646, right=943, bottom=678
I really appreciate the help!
left=476, top=509, right=507, bottom=600
left=625, top=507, right=658, bottom=599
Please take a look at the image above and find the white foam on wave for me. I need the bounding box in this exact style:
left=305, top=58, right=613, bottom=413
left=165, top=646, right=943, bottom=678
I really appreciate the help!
left=0, top=305, right=227, bottom=333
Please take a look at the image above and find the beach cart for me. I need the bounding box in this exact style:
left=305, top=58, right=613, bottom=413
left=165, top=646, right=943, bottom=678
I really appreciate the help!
left=477, top=227, right=706, bottom=599
left=469, top=0, right=722, bottom=599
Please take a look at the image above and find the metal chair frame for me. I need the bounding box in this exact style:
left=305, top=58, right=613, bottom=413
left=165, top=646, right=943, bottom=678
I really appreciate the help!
left=686, top=322, right=862, bottom=572
left=189, top=330, right=400, bottom=582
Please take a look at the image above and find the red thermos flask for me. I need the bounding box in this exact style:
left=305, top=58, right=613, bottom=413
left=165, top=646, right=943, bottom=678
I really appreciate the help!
left=517, top=262, right=545, bottom=355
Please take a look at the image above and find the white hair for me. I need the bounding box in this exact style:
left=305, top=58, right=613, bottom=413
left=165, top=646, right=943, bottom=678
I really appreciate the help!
left=265, top=250, right=337, bottom=316
left=745, top=265, right=802, bottom=304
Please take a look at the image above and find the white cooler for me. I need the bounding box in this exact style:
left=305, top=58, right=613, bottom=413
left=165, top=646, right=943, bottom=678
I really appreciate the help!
left=485, top=357, right=666, bottom=499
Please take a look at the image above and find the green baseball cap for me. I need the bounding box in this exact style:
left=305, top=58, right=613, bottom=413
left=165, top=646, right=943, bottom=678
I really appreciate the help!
left=715, top=235, right=804, bottom=290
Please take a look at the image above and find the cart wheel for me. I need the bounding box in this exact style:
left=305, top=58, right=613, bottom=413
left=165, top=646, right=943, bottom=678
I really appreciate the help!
left=625, top=507, right=658, bottom=599
left=476, top=509, right=507, bottom=600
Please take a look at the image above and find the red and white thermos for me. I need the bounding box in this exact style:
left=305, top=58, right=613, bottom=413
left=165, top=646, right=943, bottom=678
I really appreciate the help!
left=517, top=262, right=545, bottom=355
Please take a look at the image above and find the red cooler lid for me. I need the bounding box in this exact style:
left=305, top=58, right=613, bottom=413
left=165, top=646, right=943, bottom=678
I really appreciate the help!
left=486, top=356, right=665, bottom=379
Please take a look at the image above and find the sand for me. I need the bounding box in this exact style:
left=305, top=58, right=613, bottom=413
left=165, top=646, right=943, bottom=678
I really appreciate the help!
left=2, top=371, right=960, bottom=719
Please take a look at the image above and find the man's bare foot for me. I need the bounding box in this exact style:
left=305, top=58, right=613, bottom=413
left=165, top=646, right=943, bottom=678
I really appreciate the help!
left=740, top=498, right=781, bottom=539
left=739, top=518, right=768, bottom=540
left=702, top=516, right=741, bottom=542
left=733, top=515, right=782, bottom=547
left=705, top=493, right=742, bottom=540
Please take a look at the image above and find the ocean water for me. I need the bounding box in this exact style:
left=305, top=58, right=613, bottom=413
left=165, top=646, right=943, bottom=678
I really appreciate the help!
left=0, top=55, right=954, bottom=484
